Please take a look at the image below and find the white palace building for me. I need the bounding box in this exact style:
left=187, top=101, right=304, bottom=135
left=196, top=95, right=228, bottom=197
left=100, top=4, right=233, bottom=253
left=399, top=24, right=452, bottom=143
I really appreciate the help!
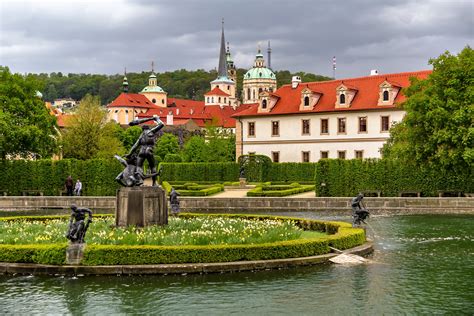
left=233, top=70, right=431, bottom=162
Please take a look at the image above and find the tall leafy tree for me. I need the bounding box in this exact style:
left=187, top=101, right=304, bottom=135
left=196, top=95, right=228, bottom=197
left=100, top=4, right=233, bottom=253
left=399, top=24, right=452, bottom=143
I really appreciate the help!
left=61, top=94, right=124, bottom=159
left=382, top=46, right=473, bottom=173
left=154, top=133, right=180, bottom=161
left=0, top=66, right=58, bottom=159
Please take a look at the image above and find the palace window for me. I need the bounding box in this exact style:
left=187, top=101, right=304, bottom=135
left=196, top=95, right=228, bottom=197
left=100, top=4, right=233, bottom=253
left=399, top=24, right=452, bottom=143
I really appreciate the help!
left=224, top=98, right=226, bottom=103
left=321, top=119, right=329, bottom=134
left=338, top=118, right=346, bottom=134
left=304, top=96, right=310, bottom=106
left=355, top=150, right=364, bottom=159
left=339, top=93, right=346, bottom=104
left=152, top=98, right=156, bottom=103
left=253, top=90, right=256, bottom=99
left=381, top=116, right=390, bottom=132
left=302, top=119, right=310, bottom=135
left=218, top=97, right=221, bottom=103
left=259, top=88, right=263, bottom=94
left=338, top=151, right=346, bottom=159
left=262, top=99, right=267, bottom=109
left=302, top=151, right=310, bottom=162
left=272, top=151, right=280, bottom=163
left=320, top=151, right=329, bottom=159
left=248, top=122, right=255, bottom=137
left=271, top=121, right=280, bottom=136
left=247, top=88, right=251, bottom=100
left=162, top=99, right=165, bottom=104
left=383, top=90, right=389, bottom=101
left=359, top=117, right=367, bottom=133
left=227, top=85, right=230, bottom=90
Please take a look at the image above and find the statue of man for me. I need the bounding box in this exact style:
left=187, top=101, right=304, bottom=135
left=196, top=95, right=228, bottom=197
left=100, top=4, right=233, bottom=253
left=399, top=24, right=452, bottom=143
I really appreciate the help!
left=66, top=204, right=93, bottom=243
left=169, top=188, right=180, bottom=216
left=127, top=117, right=164, bottom=186
left=351, top=193, right=370, bottom=226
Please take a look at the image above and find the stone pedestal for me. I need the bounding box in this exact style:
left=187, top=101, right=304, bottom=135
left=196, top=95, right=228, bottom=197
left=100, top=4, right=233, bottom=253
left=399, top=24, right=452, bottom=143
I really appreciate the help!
left=66, top=243, right=85, bottom=265
left=239, top=178, right=247, bottom=188
left=116, top=186, right=168, bottom=227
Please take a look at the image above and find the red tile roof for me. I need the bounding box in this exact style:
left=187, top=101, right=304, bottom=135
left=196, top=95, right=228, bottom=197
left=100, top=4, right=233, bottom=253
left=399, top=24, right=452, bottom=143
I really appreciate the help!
left=233, top=70, right=432, bottom=117
left=107, top=93, right=156, bottom=109
left=204, top=87, right=230, bottom=96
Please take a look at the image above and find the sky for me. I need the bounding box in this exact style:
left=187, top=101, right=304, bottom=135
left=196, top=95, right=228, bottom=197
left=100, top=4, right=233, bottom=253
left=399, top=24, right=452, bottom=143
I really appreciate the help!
left=0, top=0, right=472, bottom=79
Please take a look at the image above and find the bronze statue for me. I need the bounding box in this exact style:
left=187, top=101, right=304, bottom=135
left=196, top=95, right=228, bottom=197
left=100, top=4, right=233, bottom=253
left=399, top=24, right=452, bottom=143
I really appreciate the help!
left=351, top=193, right=370, bottom=226
left=169, top=188, right=180, bottom=216
left=66, top=204, right=93, bottom=243
left=115, top=116, right=165, bottom=187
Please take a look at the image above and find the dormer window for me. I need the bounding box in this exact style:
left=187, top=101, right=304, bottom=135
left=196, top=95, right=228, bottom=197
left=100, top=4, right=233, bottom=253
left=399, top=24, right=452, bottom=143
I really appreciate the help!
left=304, top=96, right=310, bottom=106
left=378, top=80, right=401, bottom=106
left=262, top=99, right=267, bottom=109
left=339, top=93, right=346, bottom=104
left=383, top=90, right=389, bottom=101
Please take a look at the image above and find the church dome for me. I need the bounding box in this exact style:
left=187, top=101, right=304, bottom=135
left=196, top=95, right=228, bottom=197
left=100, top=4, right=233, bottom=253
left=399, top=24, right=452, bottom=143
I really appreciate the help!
left=141, top=85, right=165, bottom=93
left=244, top=67, right=276, bottom=80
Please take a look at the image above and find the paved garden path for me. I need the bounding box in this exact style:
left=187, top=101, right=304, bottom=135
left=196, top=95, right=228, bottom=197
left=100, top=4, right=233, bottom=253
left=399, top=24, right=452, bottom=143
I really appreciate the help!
left=210, top=189, right=249, bottom=198
left=288, top=191, right=317, bottom=198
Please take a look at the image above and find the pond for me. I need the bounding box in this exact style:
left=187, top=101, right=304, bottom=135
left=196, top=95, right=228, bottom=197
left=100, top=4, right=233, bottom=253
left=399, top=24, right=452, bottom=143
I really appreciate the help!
left=0, top=214, right=473, bottom=315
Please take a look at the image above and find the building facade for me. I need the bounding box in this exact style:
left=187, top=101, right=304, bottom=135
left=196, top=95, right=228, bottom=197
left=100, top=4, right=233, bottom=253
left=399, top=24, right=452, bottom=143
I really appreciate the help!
left=242, top=48, right=277, bottom=104
left=233, top=70, right=431, bottom=162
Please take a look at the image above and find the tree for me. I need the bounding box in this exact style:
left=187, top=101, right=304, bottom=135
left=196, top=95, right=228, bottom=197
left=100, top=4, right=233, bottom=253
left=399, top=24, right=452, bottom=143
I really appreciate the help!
left=119, top=126, right=143, bottom=151
left=382, top=46, right=473, bottom=173
left=182, top=135, right=207, bottom=162
left=0, top=66, right=58, bottom=159
left=154, top=133, right=180, bottom=161
left=61, top=94, right=124, bottom=159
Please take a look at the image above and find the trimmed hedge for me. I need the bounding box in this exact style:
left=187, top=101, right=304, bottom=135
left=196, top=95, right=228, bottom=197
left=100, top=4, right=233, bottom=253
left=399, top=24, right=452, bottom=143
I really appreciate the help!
left=0, top=214, right=366, bottom=265
left=162, top=181, right=224, bottom=196
left=247, top=183, right=315, bottom=197
left=0, top=244, right=67, bottom=265
left=267, top=163, right=318, bottom=182
left=159, top=162, right=239, bottom=182
left=315, top=159, right=473, bottom=197
left=0, top=158, right=122, bottom=196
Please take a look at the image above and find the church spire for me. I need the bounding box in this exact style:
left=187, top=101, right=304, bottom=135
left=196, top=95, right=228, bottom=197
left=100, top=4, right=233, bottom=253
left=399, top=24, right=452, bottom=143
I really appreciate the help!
left=123, top=67, right=129, bottom=93
left=217, top=18, right=228, bottom=78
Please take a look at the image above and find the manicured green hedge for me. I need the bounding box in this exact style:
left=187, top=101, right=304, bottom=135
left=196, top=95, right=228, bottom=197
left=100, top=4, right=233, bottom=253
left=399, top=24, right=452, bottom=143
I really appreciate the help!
left=0, top=244, right=67, bottom=265
left=162, top=181, right=224, bottom=196
left=315, top=159, right=473, bottom=197
left=247, top=183, right=315, bottom=197
left=0, top=214, right=366, bottom=265
left=0, top=159, right=122, bottom=196
left=267, top=163, right=318, bottom=182
left=159, top=162, right=239, bottom=182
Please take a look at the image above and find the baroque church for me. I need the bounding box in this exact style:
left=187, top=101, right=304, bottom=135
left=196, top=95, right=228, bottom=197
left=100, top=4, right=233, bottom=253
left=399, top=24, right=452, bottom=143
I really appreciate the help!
left=106, top=22, right=273, bottom=131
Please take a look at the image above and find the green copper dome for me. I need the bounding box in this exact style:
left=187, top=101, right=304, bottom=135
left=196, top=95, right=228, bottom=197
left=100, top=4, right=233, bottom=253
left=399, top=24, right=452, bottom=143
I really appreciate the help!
left=244, top=67, right=276, bottom=80
left=141, top=85, right=165, bottom=93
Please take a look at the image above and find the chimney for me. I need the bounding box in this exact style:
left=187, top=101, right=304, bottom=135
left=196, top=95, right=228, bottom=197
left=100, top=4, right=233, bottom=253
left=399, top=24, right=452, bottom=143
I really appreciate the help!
left=166, top=111, right=173, bottom=125
left=370, top=69, right=379, bottom=76
left=291, top=76, right=301, bottom=89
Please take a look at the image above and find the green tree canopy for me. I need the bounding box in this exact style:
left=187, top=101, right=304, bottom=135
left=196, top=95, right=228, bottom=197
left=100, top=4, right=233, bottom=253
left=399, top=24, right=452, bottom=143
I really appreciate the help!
left=0, top=66, right=58, bottom=159
left=61, top=94, right=124, bottom=159
left=154, top=133, right=180, bottom=161
left=382, top=46, right=474, bottom=173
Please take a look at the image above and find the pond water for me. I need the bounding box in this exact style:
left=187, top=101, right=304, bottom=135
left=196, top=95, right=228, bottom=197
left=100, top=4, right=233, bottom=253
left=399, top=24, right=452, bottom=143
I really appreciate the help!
left=0, top=214, right=473, bottom=315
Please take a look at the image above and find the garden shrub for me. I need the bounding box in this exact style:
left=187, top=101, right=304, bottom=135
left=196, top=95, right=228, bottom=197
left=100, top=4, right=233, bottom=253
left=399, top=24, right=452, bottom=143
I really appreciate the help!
left=247, top=183, right=315, bottom=197
left=0, top=244, right=67, bottom=265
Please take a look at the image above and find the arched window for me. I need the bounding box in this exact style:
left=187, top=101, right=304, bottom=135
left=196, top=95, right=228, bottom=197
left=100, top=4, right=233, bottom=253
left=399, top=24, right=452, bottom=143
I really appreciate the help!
left=269, top=87, right=273, bottom=92
left=340, top=93, right=346, bottom=104
left=207, top=97, right=210, bottom=103
left=161, top=99, right=165, bottom=104
left=247, top=88, right=251, bottom=100
left=152, top=98, right=156, bottom=103
left=259, top=72, right=262, bottom=77
left=304, top=96, right=310, bottom=106
left=383, top=90, right=389, bottom=101
left=224, top=98, right=226, bottom=103
left=216, top=85, right=219, bottom=89
left=218, top=97, right=221, bottom=103
left=262, top=99, right=267, bottom=109
left=227, top=85, right=230, bottom=90
left=258, top=88, right=263, bottom=94
left=211, top=97, right=214, bottom=103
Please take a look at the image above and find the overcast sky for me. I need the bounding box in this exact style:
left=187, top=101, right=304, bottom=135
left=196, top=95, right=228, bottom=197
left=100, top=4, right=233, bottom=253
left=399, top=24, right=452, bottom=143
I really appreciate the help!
left=1, top=0, right=472, bottom=78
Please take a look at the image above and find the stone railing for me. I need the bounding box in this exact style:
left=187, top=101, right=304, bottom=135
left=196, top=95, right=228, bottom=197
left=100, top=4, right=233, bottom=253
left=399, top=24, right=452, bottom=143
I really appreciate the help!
left=0, top=196, right=473, bottom=215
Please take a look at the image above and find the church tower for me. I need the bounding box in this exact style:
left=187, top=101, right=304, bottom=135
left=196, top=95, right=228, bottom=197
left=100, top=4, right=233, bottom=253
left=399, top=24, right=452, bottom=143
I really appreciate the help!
left=206, top=19, right=237, bottom=107
left=226, top=42, right=237, bottom=83
left=139, top=61, right=167, bottom=107
left=242, top=44, right=277, bottom=104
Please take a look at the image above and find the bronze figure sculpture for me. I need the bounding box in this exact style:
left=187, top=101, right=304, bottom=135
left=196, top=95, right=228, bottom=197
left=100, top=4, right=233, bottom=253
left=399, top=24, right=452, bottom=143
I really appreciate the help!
left=351, top=193, right=370, bottom=226
left=66, top=204, right=93, bottom=243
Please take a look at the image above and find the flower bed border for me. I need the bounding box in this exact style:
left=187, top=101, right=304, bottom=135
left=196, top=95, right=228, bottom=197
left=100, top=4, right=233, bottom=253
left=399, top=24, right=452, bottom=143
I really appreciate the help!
left=0, top=214, right=366, bottom=267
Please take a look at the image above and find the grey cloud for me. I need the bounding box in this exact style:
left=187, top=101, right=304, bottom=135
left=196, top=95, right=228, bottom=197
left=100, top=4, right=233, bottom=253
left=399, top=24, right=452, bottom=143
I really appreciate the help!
left=0, top=0, right=472, bottom=77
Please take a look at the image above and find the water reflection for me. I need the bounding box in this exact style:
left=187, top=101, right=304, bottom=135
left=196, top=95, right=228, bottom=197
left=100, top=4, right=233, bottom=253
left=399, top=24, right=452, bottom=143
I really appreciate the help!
left=1, top=214, right=473, bottom=315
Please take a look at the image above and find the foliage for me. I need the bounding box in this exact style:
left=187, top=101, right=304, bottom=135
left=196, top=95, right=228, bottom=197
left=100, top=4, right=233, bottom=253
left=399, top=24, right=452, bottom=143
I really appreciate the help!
left=238, top=154, right=273, bottom=182
left=382, top=47, right=474, bottom=174
left=182, top=135, right=207, bottom=162
left=159, top=162, right=239, bottom=182
left=119, top=126, right=142, bottom=151
left=29, top=69, right=330, bottom=104
left=0, top=244, right=67, bottom=265
left=204, top=126, right=236, bottom=162
left=247, top=183, right=315, bottom=197
left=154, top=133, right=180, bottom=161
left=267, top=163, right=318, bottom=182
left=162, top=182, right=224, bottom=196
left=0, top=158, right=122, bottom=196
left=0, top=66, right=58, bottom=159
left=61, top=94, right=125, bottom=159
left=314, top=159, right=473, bottom=197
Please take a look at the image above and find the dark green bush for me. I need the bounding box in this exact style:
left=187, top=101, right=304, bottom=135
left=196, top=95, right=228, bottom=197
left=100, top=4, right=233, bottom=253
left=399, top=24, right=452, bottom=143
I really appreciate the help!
left=315, top=159, right=473, bottom=197
left=159, top=162, right=239, bottom=182
left=0, top=244, right=67, bottom=265
left=0, top=158, right=122, bottom=196
left=247, top=184, right=315, bottom=197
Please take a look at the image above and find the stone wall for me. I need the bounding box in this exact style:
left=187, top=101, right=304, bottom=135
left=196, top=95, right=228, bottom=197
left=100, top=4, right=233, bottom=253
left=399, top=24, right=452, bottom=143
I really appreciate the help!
left=0, top=196, right=473, bottom=215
